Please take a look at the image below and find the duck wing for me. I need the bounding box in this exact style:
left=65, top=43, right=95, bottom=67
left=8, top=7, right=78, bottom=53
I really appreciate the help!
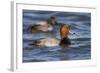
left=31, top=25, right=41, bottom=30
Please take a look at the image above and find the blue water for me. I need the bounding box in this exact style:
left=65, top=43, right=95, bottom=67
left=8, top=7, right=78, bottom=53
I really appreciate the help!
left=23, top=10, right=91, bottom=62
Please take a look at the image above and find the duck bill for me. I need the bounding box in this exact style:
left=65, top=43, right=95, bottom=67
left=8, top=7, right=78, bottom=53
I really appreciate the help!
left=69, top=31, right=75, bottom=35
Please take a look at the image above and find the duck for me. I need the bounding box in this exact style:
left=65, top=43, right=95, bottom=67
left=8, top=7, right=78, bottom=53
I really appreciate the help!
left=30, top=24, right=71, bottom=48
left=30, top=16, right=58, bottom=33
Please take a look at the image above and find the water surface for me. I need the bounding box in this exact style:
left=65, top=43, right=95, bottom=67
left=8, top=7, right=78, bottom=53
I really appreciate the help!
left=23, top=10, right=91, bottom=62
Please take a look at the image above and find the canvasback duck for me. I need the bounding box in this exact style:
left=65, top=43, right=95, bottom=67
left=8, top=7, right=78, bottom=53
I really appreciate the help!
left=30, top=24, right=71, bottom=48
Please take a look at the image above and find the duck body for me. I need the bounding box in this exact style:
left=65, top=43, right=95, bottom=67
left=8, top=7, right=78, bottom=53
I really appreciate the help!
left=31, top=37, right=71, bottom=47
left=31, top=38, right=60, bottom=47
left=30, top=21, right=53, bottom=33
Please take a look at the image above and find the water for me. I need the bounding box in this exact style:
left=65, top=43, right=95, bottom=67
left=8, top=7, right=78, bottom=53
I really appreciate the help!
left=23, top=10, right=91, bottom=62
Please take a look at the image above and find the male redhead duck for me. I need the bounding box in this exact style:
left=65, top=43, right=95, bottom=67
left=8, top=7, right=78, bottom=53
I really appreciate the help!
left=30, top=24, right=71, bottom=48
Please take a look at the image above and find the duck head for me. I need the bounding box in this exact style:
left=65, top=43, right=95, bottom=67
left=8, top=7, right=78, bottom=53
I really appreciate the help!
left=60, top=24, right=71, bottom=38
left=47, top=16, right=58, bottom=25
left=59, top=24, right=71, bottom=48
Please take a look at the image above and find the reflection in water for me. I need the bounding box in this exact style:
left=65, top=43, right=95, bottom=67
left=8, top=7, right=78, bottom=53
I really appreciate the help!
left=60, top=51, right=70, bottom=60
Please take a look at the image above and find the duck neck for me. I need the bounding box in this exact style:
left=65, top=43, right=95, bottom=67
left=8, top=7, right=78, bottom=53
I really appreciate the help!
left=52, top=19, right=58, bottom=25
left=61, top=35, right=68, bottom=39
left=59, top=37, right=71, bottom=47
